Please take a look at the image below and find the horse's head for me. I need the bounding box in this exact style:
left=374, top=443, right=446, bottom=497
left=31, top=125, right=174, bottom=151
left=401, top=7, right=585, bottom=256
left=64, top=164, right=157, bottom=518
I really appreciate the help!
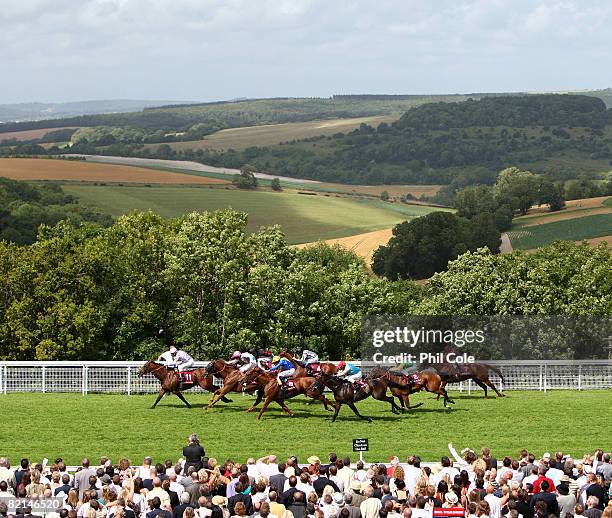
left=242, top=366, right=263, bottom=385
left=138, top=360, right=155, bottom=377
left=206, top=360, right=220, bottom=375
left=279, top=350, right=290, bottom=359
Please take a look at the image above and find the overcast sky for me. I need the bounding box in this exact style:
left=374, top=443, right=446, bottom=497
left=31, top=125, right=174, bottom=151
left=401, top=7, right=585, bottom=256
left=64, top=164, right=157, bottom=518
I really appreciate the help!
left=2, top=0, right=611, bottom=104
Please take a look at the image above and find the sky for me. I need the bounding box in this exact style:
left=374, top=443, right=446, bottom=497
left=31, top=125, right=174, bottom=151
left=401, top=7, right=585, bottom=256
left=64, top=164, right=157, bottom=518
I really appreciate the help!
left=2, top=0, right=611, bottom=104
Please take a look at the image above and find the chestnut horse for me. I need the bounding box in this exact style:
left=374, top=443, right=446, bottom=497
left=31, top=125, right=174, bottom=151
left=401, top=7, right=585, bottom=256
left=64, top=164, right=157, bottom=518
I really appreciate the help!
left=310, top=373, right=402, bottom=422
left=204, top=360, right=264, bottom=410
left=279, top=351, right=337, bottom=377
left=429, top=362, right=506, bottom=398
left=138, top=360, right=230, bottom=409
left=240, top=367, right=333, bottom=420
left=368, top=367, right=455, bottom=409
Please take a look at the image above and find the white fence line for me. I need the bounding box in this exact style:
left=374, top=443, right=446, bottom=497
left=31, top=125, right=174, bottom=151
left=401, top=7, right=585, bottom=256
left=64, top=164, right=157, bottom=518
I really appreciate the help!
left=0, top=360, right=610, bottom=394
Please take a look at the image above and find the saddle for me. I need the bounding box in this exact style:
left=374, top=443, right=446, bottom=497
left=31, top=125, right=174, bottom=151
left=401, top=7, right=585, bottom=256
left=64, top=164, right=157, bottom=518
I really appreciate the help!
left=280, top=379, right=297, bottom=397
left=178, top=371, right=195, bottom=385
left=354, top=379, right=369, bottom=389
left=306, top=363, right=321, bottom=375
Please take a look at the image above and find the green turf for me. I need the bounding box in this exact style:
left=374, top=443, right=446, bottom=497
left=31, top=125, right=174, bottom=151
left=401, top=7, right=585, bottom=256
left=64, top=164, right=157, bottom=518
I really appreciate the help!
left=63, top=184, right=442, bottom=243
left=604, top=198, right=612, bottom=208
left=508, top=213, right=612, bottom=249
left=0, top=391, right=609, bottom=464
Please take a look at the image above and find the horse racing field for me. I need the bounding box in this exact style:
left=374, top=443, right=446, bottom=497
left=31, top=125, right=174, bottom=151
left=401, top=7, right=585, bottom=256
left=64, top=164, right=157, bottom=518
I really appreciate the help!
left=1, top=390, right=609, bottom=464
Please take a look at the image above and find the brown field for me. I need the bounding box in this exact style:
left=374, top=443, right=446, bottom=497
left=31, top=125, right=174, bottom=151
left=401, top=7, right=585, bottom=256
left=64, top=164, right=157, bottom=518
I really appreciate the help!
left=516, top=196, right=611, bottom=227
left=317, top=183, right=443, bottom=198
left=142, top=115, right=399, bottom=151
left=0, top=127, right=79, bottom=142
left=0, top=158, right=229, bottom=185
left=298, top=227, right=393, bottom=266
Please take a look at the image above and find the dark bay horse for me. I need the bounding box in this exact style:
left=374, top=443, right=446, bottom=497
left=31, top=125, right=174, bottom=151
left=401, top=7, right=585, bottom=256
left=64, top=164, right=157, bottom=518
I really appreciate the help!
left=279, top=351, right=337, bottom=377
left=138, top=360, right=229, bottom=409
left=368, top=367, right=455, bottom=409
left=205, top=360, right=263, bottom=410
left=310, top=373, right=402, bottom=422
left=429, top=362, right=506, bottom=398
left=240, top=367, right=333, bottom=420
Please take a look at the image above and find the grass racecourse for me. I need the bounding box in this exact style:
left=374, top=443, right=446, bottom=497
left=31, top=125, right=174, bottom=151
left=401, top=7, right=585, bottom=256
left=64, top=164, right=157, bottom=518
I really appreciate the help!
left=0, top=391, right=609, bottom=465
left=62, top=184, right=438, bottom=243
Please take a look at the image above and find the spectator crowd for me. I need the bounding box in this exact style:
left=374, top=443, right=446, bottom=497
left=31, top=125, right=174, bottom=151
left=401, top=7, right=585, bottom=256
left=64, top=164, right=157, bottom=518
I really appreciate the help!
left=0, top=436, right=610, bottom=518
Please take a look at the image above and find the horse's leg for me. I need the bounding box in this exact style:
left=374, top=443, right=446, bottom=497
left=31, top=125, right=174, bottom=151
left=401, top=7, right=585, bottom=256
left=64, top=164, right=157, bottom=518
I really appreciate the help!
left=278, top=399, right=294, bottom=417
left=372, top=386, right=400, bottom=414
left=221, top=395, right=233, bottom=403
left=347, top=401, right=372, bottom=422
left=331, top=402, right=342, bottom=422
left=151, top=388, right=166, bottom=409
left=175, top=391, right=191, bottom=408
left=256, top=397, right=274, bottom=420
left=482, top=376, right=505, bottom=398
left=245, top=389, right=264, bottom=413
left=473, top=378, right=489, bottom=398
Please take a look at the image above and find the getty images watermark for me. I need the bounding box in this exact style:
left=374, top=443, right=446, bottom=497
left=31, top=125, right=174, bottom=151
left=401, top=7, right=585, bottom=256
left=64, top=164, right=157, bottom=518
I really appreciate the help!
left=360, top=315, right=612, bottom=366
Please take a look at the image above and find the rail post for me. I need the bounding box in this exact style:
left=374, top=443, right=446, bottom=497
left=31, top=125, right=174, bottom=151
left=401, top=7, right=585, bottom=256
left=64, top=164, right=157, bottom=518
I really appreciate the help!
left=543, top=364, right=547, bottom=393
left=127, top=366, right=132, bottom=396
left=539, top=365, right=543, bottom=391
left=468, top=379, right=472, bottom=395
left=42, top=365, right=46, bottom=393
left=0, top=363, right=4, bottom=395
left=578, top=364, right=582, bottom=391
left=82, top=365, right=88, bottom=395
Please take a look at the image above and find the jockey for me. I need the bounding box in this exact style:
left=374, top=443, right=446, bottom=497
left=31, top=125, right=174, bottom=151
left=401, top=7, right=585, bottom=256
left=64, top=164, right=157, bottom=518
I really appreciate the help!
left=337, top=360, right=362, bottom=383
left=169, top=346, right=194, bottom=372
left=227, top=350, right=242, bottom=366
left=238, top=351, right=257, bottom=373
left=269, top=355, right=295, bottom=385
left=296, top=348, right=319, bottom=366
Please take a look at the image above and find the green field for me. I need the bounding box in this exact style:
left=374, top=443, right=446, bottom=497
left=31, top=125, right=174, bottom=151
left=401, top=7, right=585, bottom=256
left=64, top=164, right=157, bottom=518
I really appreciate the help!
left=143, top=115, right=400, bottom=151
left=0, top=391, right=609, bottom=464
left=508, top=213, right=612, bottom=250
left=63, top=184, right=440, bottom=243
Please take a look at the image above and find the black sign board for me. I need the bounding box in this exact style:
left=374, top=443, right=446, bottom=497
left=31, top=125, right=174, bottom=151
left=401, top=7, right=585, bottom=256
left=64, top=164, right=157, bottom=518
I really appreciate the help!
left=353, top=438, right=369, bottom=452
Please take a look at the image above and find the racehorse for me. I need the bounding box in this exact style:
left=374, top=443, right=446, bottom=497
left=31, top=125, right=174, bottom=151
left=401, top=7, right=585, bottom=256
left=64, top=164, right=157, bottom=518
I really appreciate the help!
left=310, top=373, right=402, bottom=422
left=204, top=359, right=263, bottom=410
left=368, top=367, right=455, bottom=409
left=279, top=351, right=337, bottom=377
left=138, top=360, right=230, bottom=409
left=240, top=366, right=334, bottom=420
left=428, top=362, right=506, bottom=398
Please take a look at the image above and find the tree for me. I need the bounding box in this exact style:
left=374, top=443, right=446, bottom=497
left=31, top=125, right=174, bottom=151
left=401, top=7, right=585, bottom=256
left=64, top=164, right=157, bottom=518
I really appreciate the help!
left=233, top=164, right=258, bottom=189
left=372, top=211, right=500, bottom=280
left=380, top=191, right=390, bottom=201
left=271, top=177, right=282, bottom=191
left=538, top=178, right=566, bottom=211
left=495, top=167, right=540, bottom=215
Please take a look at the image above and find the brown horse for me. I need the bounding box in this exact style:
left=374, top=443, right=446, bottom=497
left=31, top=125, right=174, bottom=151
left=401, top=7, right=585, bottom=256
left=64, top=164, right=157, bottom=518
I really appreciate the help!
left=430, top=362, right=506, bottom=398
left=310, top=373, right=402, bottom=422
left=138, top=360, right=230, bottom=409
left=204, top=360, right=263, bottom=410
left=279, top=351, right=337, bottom=377
left=240, top=367, right=334, bottom=420
left=368, top=367, right=455, bottom=409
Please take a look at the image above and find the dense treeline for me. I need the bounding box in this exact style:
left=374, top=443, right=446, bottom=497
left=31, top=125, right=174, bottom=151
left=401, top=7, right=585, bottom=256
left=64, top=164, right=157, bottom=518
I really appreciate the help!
left=0, top=178, right=112, bottom=244
left=0, top=209, right=609, bottom=361
left=77, top=94, right=611, bottom=186
left=394, top=94, right=610, bottom=129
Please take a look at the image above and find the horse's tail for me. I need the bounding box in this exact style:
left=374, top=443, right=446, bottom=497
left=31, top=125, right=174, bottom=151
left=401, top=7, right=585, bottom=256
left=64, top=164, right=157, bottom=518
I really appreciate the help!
left=487, top=364, right=504, bottom=381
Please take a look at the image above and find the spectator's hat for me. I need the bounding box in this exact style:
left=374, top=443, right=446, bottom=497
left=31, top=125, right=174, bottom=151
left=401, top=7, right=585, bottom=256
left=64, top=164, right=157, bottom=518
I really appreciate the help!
left=560, top=475, right=570, bottom=483
left=542, top=453, right=551, bottom=461
left=212, top=496, right=227, bottom=507
left=350, top=480, right=362, bottom=491
left=445, top=492, right=459, bottom=505
left=307, top=456, right=321, bottom=465
left=333, top=493, right=345, bottom=507
left=389, top=456, right=400, bottom=466
left=285, top=466, right=295, bottom=477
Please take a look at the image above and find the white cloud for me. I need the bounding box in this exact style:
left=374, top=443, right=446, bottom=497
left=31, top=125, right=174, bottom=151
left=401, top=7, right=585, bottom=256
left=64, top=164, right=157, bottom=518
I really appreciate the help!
left=1, top=0, right=611, bottom=102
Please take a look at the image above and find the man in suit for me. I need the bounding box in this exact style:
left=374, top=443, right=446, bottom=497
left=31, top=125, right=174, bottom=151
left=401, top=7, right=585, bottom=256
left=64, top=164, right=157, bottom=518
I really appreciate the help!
left=54, top=474, right=72, bottom=497
left=146, top=497, right=171, bottom=518
left=269, top=464, right=288, bottom=496
left=280, top=476, right=299, bottom=507
left=74, top=459, right=96, bottom=500
left=173, top=492, right=191, bottom=518
left=228, top=483, right=253, bottom=516
left=313, top=466, right=340, bottom=497
left=182, top=435, right=205, bottom=475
